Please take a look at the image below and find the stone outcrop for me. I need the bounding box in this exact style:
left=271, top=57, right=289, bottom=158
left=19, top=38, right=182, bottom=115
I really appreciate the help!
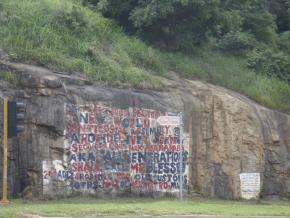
left=0, top=61, right=290, bottom=199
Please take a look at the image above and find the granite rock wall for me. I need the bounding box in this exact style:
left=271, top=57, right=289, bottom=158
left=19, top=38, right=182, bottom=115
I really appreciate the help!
left=0, top=61, right=290, bottom=199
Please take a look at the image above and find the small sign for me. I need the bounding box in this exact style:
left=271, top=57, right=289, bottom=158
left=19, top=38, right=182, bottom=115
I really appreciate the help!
left=157, top=116, right=180, bottom=126
left=239, top=173, right=260, bottom=199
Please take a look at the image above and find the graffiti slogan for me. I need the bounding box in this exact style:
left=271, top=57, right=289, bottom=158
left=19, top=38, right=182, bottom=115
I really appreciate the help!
left=43, top=104, right=189, bottom=194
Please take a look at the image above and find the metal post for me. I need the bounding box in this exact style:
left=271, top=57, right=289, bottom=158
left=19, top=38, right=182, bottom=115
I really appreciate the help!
left=1, top=97, right=9, bottom=205
left=179, top=112, right=183, bottom=201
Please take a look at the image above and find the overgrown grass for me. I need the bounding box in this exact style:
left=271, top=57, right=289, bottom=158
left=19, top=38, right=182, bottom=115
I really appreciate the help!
left=0, top=0, right=163, bottom=89
left=161, top=51, right=290, bottom=110
left=0, top=0, right=290, bottom=111
left=1, top=197, right=290, bottom=218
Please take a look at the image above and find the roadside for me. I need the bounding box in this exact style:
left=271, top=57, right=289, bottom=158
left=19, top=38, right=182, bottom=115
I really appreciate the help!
left=22, top=214, right=290, bottom=218
left=1, top=197, right=290, bottom=218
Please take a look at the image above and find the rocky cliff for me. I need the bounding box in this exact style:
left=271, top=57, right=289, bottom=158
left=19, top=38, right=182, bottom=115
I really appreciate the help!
left=0, top=61, right=290, bottom=199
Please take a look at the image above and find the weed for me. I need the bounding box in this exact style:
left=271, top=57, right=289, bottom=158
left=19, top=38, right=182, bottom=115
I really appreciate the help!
left=0, top=71, right=16, bottom=83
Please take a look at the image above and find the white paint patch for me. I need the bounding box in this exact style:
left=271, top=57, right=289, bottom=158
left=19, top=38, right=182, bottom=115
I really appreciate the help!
left=239, top=173, right=260, bottom=199
left=42, top=160, right=65, bottom=195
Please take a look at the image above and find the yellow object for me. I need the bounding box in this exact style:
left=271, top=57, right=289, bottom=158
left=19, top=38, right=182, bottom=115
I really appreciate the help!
left=1, top=97, right=9, bottom=205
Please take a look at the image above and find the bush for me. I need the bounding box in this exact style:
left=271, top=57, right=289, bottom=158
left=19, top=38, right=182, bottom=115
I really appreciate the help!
left=216, top=31, right=256, bottom=55
left=246, top=48, right=290, bottom=81
left=51, top=5, right=94, bottom=34
left=243, top=11, right=278, bottom=45
left=278, top=31, right=290, bottom=53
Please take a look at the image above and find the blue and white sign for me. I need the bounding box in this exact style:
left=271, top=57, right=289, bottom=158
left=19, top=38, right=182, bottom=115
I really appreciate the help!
left=239, top=173, right=260, bottom=199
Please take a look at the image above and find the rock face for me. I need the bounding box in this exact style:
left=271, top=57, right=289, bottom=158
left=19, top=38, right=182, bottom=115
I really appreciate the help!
left=0, top=61, right=290, bottom=199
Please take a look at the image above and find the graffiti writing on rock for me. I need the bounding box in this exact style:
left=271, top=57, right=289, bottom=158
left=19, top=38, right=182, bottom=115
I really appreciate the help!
left=43, top=104, right=189, bottom=194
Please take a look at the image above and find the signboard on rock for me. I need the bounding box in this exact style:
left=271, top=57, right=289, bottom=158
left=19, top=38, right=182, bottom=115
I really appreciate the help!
left=42, top=104, right=189, bottom=197
left=239, top=173, right=260, bottom=199
left=157, top=116, right=180, bottom=126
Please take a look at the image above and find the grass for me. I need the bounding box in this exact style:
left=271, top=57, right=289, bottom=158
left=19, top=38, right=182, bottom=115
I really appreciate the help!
left=0, top=0, right=290, bottom=111
left=1, top=197, right=290, bottom=218
left=0, top=71, right=16, bottom=83
left=0, top=0, right=163, bottom=89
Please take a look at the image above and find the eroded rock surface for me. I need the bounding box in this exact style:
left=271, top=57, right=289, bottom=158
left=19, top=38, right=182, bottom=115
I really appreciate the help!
left=0, top=61, right=290, bottom=199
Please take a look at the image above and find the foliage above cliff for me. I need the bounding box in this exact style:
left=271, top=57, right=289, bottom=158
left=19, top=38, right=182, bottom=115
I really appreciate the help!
left=0, top=0, right=290, bottom=112
left=91, top=0, right=290, bottom=81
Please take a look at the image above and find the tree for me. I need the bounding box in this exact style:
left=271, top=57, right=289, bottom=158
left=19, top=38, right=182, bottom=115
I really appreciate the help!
left=97, top=0, right=222, bottom=50
left=89, top=0, right=278, bottom=51
left=266, top=0, right=290, bottom=32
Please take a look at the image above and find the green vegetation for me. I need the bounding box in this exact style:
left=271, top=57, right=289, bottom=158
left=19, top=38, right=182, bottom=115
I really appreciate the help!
left=1, top=197, right=290, bottom=218
left=93, top=1, right=277, bottom=48
left=0, top=0, right=162, bottom=89
left=91, top=0, right=290, bottom=90
left=0, top=0, right=290, bottom=111
left=0, top=71, right=16, bottom=83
